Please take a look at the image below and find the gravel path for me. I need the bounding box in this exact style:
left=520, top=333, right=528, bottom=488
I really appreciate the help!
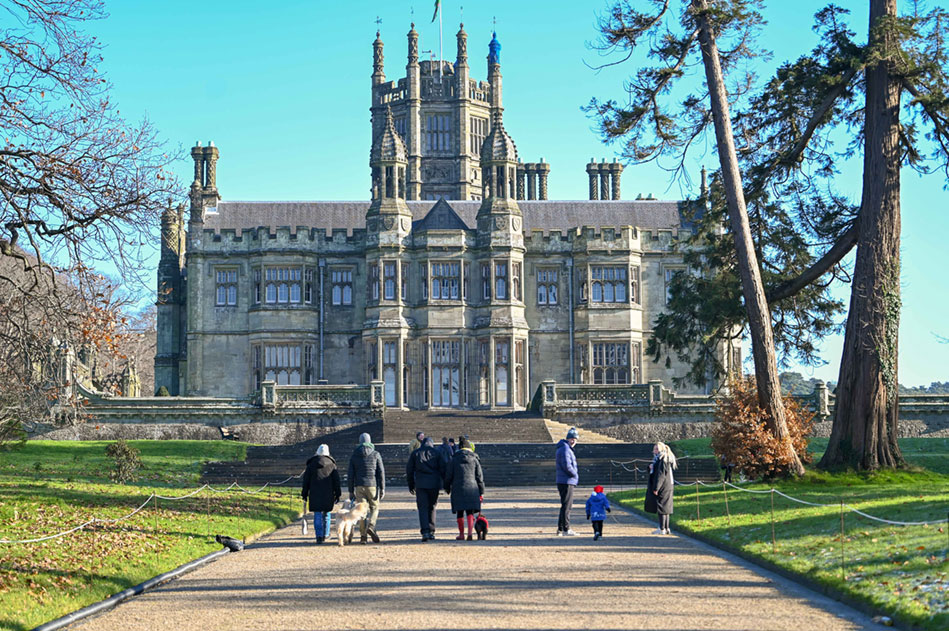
left=76, top=488, right=886, bottom=630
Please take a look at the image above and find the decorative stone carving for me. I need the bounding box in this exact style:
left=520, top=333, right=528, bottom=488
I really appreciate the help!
left=512, top=217, right=522, bottom=232
left=400, top=217, right=410, bottom=232
left=494, top=216, right=507, bottom=230
left=382, top=216, right=396, bottom=230
left=422, top=161, right=453, bottom=182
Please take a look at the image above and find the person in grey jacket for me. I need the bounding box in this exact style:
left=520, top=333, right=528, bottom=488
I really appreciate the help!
left=554, top=427, right=579, bottom=536
left=347, top=432, right=385, bottom=544
left=444, top=438, right=484, bottom=541
left=406, top=436, right=446, bottom=541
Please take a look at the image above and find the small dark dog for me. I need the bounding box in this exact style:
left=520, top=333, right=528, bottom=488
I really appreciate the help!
left=474, top=514, right=489, bottom=540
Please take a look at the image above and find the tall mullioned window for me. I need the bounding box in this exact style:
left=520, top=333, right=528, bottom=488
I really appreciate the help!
left=431, top=339, right=461, bottom=407
left=592, top=342, right=629, bottom=385
left=665, top=267, right=684, bottom=304
left=426, top=114, right=452, bottom=153
left=265, top=267, right=303, bottom=304
left=254, top=343, right=312, bottom=387
left=494, top=261, right=508, bottom=300
left=331, top=268, right=353, bottom=305
left=369, top=263, right=380, bottom=301
left=537, top=268, right=558, bottom=305
left=469, top=116, right=488, bottom=154
left=383, top=261, right=398, bottom=300
left=430, top=261, right=460, bottom=300
left=591, top=266, right=627, bottom=303
left=215, top=269, right=237, bottom=306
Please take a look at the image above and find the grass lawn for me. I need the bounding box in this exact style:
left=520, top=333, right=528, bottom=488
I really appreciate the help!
left=610, top=437, right=949, bottom=630
left=0, top=441, right=302, bottom=631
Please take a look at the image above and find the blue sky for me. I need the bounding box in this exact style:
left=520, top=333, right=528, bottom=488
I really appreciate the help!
left=85, top=1, right=946, bottom=387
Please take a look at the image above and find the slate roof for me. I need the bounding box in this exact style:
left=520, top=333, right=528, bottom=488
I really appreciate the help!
left=203, top=199, right=687, bottom=234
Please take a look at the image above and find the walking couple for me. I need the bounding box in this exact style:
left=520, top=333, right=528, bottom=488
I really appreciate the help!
left=407, top=435, right=484, bottom=542
left=301, top=432, right=385, bottom=544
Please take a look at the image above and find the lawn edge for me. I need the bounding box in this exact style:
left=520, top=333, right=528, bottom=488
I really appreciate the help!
left=610, top=495, right=918, bottom=631
left=28, top=511, right=303, bottom=631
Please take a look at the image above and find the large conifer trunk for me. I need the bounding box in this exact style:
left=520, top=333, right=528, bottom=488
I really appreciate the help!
left=693, top=0, right=804, bottom=475
left=820, top=0, right=904, bottom=470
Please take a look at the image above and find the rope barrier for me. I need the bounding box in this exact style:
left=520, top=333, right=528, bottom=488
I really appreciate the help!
left=611, top=461, right=946, bottom=527
left=0, top=470, right=305, bottom=545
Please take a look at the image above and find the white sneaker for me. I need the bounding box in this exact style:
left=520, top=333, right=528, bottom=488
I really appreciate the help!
left=557, top=530, right=564, bottom=536
left=663, top=528, right=671, bottom=535
left=652, top=528, right=664, bottom=535
left=563, top=529, right=576, bottom=536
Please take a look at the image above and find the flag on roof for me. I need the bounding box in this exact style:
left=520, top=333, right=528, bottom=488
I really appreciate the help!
left=431, top=0, right=440, bottom=23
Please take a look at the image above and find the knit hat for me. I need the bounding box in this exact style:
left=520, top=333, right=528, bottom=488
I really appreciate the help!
left=316, top=444, right=330, bottom=457
left=566, top=427, right=579, bottom=440
left=359, top=432, right=371, bottom=445
left=594, top=485, right=604, bottom=493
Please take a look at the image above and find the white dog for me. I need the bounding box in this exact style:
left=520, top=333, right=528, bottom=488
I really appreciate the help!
left=335, top=499, right=369, bottom=547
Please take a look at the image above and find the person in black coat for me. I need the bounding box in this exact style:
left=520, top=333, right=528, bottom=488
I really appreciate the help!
left=301, top=444, right=341, bottom=544
left=644, top=441, right=677, bottom=535
left=406, top=436, right=446, bottom=541
left=444, top=438, right=484, bottom=541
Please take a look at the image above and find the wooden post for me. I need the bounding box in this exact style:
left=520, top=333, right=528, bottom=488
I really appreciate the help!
left=769, top=488, right=776, bottom=554
left=695, top=482, right=700, bottom=521
left=206, top=486, right=211, bottom=540
left=839, top=498, right=846, bottom=581
left=154, top=496, right=159, bottom=560
left=722, top=481, right=731, bottom=526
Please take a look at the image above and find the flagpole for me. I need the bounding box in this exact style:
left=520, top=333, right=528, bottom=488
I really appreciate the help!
left=438, top=2, right=443, bottom=79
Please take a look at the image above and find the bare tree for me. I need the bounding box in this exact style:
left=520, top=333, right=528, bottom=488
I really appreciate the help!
left=0, top=1, right=179, bottom=441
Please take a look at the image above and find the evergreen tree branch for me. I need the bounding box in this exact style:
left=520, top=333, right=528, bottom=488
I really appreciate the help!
left=766, top=220, right=859, bottom=303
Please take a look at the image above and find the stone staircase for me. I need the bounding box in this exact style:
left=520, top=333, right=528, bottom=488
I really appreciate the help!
left=543, top=418, right=622, bottom=443
left=381, top=409, right=553, bottom=444
left=202, top=413, right=721, bottom=487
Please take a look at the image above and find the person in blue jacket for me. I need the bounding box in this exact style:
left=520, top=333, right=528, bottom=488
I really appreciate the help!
left=555, top=427, right=579, bottom=536
left=585, top=484, right=611, bottom=540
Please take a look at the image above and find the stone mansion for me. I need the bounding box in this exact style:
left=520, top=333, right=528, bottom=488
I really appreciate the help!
left=154, top=24, right=740, bottom=409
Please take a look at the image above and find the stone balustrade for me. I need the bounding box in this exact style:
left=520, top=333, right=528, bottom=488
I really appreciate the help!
left=261, top=381, right=385, bottom=411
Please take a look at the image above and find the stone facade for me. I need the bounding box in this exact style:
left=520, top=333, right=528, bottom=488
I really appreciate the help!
left=154, top=26, right=740, bottom=408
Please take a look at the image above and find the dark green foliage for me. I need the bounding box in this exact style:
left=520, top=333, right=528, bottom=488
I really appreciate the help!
left=899, top=381, right=949, bottom=395
left=591, top=3, right=949, bottom=391
left=778, top=371, right=835, bottom=396
left=104, top=439, right=141, bottom=483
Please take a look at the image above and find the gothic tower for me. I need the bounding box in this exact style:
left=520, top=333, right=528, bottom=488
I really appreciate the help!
left=364, top=106, right=413, bottom=408
left=474, top=108, right=529, bottom=407
left=369, top=26, right=499, bottom=200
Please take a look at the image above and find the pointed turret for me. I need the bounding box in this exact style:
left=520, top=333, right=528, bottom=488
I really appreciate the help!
left=477, top=109, right=522, bottom=243
left=370, top=105, right=408, bottom=203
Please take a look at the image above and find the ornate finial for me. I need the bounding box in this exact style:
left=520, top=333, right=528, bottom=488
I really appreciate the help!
left=408, top=22, right=419, bottom=64
left=375, top=15, right=382, bottom=34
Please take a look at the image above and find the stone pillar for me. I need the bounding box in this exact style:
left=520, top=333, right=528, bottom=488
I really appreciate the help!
left=814, top=380, right=830, bottom=418
left=526, top=164, right=536, bottom=200
left=609, top=160, right=623, bottom=200
left=516, top=163, right=526, bottom=200
left=599, top=162, right=610, bottom=201
left=204, top=143, right=219, bottom=189
left=190, top=143, right=204, bottom=185
left=586, top=161, right=599, bottom=200
left=537, top=161, right=550, bottom=200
